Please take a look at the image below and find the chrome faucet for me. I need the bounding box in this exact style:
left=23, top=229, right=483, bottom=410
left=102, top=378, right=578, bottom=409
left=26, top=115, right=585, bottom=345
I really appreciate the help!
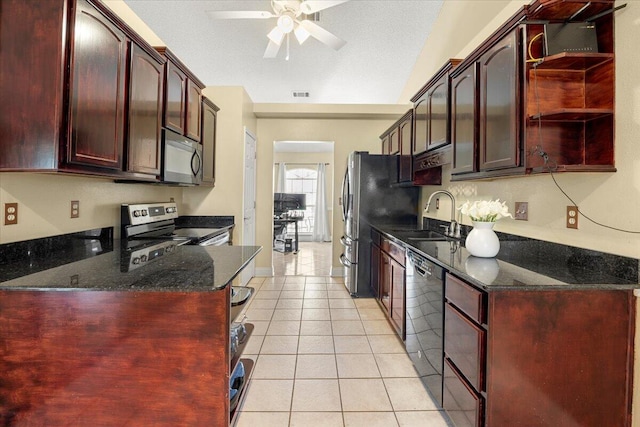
left=424, top=190, right=461, bottom=238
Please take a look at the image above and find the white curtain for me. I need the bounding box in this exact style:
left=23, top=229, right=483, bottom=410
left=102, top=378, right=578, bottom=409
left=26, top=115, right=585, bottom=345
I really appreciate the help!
left=276, top=163, right=286, bottom=192
left=313, top=163, right=331, bottom=242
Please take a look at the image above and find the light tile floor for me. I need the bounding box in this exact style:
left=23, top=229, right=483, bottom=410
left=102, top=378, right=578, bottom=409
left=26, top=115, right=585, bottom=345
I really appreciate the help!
left=235, top=275, right=452, bottom=427
left=273, top=242, right=332, bottom=276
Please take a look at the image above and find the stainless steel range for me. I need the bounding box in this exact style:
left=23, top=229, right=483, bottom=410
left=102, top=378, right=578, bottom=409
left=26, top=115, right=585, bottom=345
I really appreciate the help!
left=120, top=201, right=233, bottom=275
left=121, top=202, right=231, bottom=248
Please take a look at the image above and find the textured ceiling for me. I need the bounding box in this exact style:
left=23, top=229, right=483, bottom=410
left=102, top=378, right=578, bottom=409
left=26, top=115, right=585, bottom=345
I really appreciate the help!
left=124, top=0, right=443, bottom=104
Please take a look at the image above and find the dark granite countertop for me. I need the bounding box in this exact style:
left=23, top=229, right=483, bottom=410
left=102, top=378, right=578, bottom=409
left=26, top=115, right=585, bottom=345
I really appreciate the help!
left=0, top=244, right=261, bottom=292
left=374, top=223, right=640, bottom=291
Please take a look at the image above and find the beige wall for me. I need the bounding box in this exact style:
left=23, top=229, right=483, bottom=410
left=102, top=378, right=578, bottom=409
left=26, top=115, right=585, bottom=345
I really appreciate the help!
left=0, top=174, right=183, bottom=243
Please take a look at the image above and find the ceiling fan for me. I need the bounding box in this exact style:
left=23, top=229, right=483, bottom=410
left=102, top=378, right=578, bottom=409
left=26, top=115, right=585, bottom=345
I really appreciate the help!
left=207, top=0, right=349, bottom=59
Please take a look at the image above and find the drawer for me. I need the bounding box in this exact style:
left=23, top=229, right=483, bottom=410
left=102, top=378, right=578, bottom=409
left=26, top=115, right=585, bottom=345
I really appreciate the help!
left=381, top=238, right=405, bottom=265
left=444, top=303, right=485, bottom=392
left=446, top=273, right=486, bottom=324
left=444, top=358, right=484, bottom=427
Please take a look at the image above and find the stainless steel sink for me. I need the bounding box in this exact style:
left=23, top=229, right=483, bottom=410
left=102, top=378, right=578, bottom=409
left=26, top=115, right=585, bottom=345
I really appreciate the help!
left=392, top=229, right=448, bottom=239
left=407, top=236, right=448, bottom=242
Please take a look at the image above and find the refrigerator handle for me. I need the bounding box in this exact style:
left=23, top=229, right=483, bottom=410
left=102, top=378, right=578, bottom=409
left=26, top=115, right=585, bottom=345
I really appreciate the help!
left=340, top=166, right=349, bottom=221
left=339, top=253, right=352, bottom=268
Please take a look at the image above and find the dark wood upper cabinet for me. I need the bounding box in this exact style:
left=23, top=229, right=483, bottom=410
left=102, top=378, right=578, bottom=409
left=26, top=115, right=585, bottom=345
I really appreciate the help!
left=381, top=134, right=390, bottom=154
left=126, top=42, right=165, bottom=177
left=411, top=59, right=461, bottom=157
left=451, top=63, right=478, bottom=175
left=389, top=127, right=400, bottom=155
left=479, top=30, right=520, bottom=171
left=0, top=0, right=210, bottom=182
left=155, top=47, right=205, bottom=143
left=68, top=0, right=127, bottom=170
left=398, top=111, right=413, bottom=184
left=379, top=110, right=413, bottom=184
left=0, top=0, right=135, bottom=175
left=413, top=97, right=429, bottom=155
left=163, top=60, right=187, bottom=135
left=449, top=0, right=615, bottom=181
left=201, top=97, right=219, bottom=186
left=187, top=81, right=203, bottom=141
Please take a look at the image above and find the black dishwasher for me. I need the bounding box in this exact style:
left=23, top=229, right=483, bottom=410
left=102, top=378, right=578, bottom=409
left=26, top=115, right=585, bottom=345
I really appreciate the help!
left=405, top=249, right=445, bottom=406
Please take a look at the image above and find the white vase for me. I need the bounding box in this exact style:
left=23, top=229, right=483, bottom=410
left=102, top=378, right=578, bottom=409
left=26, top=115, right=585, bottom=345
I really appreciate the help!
left=465, top=221, right=500, bottom=258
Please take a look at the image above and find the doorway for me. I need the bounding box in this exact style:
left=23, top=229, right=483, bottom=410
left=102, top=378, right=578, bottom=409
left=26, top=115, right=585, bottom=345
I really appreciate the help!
left=272, top=141, right=334, bottom=276
left=241, top=128, right=257, bottom=286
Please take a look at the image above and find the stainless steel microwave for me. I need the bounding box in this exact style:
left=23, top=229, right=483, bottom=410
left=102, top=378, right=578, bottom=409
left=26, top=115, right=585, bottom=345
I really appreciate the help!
left=161, top=128, right=202, bottom=185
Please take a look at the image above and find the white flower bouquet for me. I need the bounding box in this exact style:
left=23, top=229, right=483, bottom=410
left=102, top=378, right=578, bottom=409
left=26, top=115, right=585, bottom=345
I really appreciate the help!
left=458, top=199, right=513, bottom=223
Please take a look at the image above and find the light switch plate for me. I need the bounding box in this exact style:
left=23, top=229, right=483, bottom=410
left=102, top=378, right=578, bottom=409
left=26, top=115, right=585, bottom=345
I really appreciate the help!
left=514, top=202, right=528, bottom=221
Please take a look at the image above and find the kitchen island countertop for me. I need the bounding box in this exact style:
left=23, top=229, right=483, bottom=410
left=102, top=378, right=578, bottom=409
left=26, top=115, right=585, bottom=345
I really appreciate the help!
left=0, top=244, right=262, bottom=291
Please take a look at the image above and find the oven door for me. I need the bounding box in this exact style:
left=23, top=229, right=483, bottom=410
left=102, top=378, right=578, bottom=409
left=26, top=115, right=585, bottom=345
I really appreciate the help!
left=162, top=128, right=203, bottom=185
left=199, top=230, right=231, bottom=246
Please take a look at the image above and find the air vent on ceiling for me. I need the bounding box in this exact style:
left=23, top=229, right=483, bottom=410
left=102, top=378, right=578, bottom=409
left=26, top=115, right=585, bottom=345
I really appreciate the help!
left=293, top=91, right=310, bottom=98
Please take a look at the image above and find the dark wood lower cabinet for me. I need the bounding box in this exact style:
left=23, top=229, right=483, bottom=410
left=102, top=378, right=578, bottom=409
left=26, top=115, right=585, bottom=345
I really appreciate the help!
left=444, top=272, right=634, bottom=427
left=0, top=288, right=232, bottom=426
left=444, top=359, right=484, bottom=427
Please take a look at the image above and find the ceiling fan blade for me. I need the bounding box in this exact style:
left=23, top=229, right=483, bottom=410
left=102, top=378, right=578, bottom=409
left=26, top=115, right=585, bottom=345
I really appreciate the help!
left=207, top=10, right=275, bottom=20
left=299, top=20, right=346, bottom=50
left=264, top=40, right=282, bottom=58
left=299, top=0, right=349, bottom=14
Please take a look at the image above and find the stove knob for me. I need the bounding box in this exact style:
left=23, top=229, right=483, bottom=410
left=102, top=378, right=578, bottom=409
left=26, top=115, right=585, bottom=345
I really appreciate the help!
left=132, top=257, right=141, bottom=264
left=133, top=210, right=141, bottom=217
left=141, top=209, right=148, bottom=216
left=140, top=255, right=148, bottom=262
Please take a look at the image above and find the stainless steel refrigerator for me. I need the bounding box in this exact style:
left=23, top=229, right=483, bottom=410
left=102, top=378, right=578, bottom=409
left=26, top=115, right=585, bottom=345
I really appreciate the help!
left=339, top=152, right=419, bottom=297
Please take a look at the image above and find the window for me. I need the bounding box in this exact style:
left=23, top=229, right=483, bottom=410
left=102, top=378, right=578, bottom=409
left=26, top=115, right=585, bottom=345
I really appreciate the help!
left=285, top=168, right=316, bottom=233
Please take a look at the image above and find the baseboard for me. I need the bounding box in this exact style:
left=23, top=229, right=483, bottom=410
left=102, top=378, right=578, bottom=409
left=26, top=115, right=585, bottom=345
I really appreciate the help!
left=254, top=267, right=274, bottom=277
left=330, top=266, right=344, bottom=277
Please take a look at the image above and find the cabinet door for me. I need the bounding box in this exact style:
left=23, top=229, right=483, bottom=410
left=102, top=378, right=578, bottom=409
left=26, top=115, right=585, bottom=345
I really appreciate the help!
left=186, top=80, right=202, bottom=142
left=398, top=115, right=413, bottom=183
left=413, top=97, right=428, bottom=155
left=428, top=78, right=449, bottom=151
left=126, top=43, right=163, bottom=176
left=68, top=0, right=127, bottom=170
left=390, top=258, right=406, bottom=339
left=381, top=135, right=390, bottom=154
left=201, top=99, right=218, bottom=186
left=380, top=251, right=392, bottom=314
left=164, top=60, right=187, bottom=134
left=370, top=243, right=381, bottom=299
left=479, top=31, right=519, bottom=171
left=389, top=128, right=400, bottom=155
left=451, top=64, right=478, bottom=174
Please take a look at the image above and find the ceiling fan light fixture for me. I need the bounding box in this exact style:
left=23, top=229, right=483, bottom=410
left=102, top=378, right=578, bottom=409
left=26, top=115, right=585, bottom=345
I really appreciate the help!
left=276, top=15, right=295, bottom=33
left=294, top=24, right=311, bottom=44
left=267, top=26, right=285, bottom=45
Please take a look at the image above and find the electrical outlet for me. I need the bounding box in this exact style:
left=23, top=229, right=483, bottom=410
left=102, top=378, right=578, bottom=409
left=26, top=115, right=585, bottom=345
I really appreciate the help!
left=71, top=200, right=80, bottom=218
left=566, top=205, right=578, bottom=229
left=514, top=202, right=528, bottom=221
left=4, top=203, right=18, bottom=225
